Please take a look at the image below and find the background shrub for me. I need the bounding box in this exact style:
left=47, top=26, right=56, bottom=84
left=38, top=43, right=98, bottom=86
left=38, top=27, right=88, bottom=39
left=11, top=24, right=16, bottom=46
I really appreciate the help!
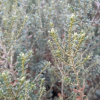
left=0, top=0, right=100, bottom=100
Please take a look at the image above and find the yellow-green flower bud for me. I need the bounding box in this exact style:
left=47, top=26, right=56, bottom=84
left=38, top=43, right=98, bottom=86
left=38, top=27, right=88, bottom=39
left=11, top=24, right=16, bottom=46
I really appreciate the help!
left=12, top=5, right=15, bottom=9
left=81, top=33, right=85, bottom=37
left=51, top=1, right=54, bottom=4
left=2, top=71, right=9, bottom=77
left=3, top=7, right=6, bottom=11
left=60, top=1, right=62, bottom=3
left=50, top=22, right=53, bottom=27
left=42, top=86, right=46, bottom=91
left=2, top=72, right=6, bottom=77
left=87, top=55, right=91, bottom=59
left=13, top=15, right=16, bottom=19
left=25, top=15, right=28, bottom=20
left=25, top=80, right=29, bottom=86
left=51, top=28, right=55, bottom=34
left=56, top=50, right=60, bottom=54
left=3, top=17, right=7, bottom=22
left=47, top=40, right=51, bottom=44
left=21, top=77, right=25, bottom=82
left=74, top=32, right=77, bottom=37
left=48, top=61, right=51, bottom=65
left=70, top=13, right=75, bottom=19
left=68, top=4, right=71, bottom=8
left=21, top=53, right=25, bottom=57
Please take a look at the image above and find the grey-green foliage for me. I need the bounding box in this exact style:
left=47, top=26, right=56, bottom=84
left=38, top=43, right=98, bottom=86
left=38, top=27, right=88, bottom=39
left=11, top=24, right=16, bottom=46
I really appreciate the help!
left=0, top=51, right=35, bottom=100
left=0, top=0, right=48, bottom=100
left=0, top=50, right=49, bottom=100
left=26, top=0, right=100, bottom=99
left=47, top=0, right=100, bottom=99
left=0, top=0, right=100, bottom=100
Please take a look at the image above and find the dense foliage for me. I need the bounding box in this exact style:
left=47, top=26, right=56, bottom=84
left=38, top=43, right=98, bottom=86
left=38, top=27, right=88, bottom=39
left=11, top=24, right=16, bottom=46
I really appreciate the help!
left=0, top=0, right=100, bottom=100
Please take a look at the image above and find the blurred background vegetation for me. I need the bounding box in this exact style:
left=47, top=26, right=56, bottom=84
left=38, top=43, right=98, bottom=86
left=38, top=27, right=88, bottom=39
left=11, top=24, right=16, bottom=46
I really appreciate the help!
left=0, top=0, right=100, bottom=100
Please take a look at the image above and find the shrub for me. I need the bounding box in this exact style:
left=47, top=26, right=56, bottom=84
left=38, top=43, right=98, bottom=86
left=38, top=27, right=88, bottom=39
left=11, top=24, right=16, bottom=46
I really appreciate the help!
left=0, top=0, right=100, bottom=100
